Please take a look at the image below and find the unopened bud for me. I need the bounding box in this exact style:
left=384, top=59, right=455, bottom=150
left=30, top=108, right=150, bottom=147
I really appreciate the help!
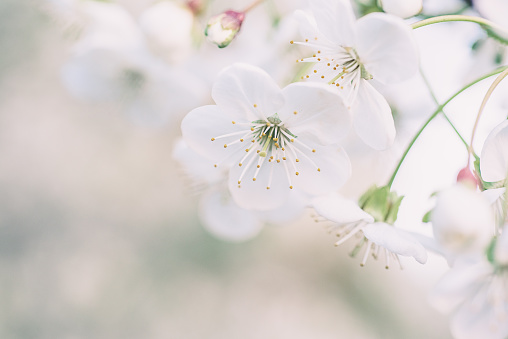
left=205, top=10, right=245, bottom=48
left=380, top=0, right=422, bottom=18
left=456, top=167, right=479, bottom=188
left=187, top=0, right=204, bottom=15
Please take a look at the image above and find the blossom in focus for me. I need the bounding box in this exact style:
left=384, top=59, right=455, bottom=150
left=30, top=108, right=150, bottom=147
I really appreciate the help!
left=173, top=139, right=305, bottom=242
left=430, top=254, right=508, bottom=339
left=294, top=0, right=418, bottom=149
left=205, top=10, right=245, bottom=48
left=431, top=183, right=496, bottom=256
left=181, top=63, right=352, bottom=211
left=380, top=0, right=422, bottom=19
left=312, top=188, right=427, bottom=267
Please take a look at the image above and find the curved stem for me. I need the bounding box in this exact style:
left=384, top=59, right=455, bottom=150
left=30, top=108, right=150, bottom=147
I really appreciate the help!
left=387, top=66, right=508, bottom=189
left=419, top=68, right=469, bottom=150
left=469, top=68, right=508, bottom=157
left=411, top=15, right=507, bottom=36
left=242, top=0, right=265, bottom=13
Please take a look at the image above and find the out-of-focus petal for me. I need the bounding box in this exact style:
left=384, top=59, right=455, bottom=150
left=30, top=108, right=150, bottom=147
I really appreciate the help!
left=480, top=119, right=508, bottom=182
left=312, top=192, right=374, bottom=224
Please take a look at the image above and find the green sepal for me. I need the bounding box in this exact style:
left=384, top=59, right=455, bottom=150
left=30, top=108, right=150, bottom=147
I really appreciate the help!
left=486, top=237, right=497, bottom=264
left=474, top=155, right=506, bottom=190
left=422, top=210, right=432, bottom=223
left=385, top=192, right=404, bottom=225
left=358, top=185, right=404, bottom=225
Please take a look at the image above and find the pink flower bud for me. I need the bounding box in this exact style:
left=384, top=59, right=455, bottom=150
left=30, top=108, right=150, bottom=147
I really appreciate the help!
left=205, top=10, right=245, bottom=48
left=456, top=167, right=479, bottom=188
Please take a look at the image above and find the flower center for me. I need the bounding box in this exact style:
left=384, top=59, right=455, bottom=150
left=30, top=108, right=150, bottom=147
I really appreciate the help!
left=210, top=112, right=321, bottom=190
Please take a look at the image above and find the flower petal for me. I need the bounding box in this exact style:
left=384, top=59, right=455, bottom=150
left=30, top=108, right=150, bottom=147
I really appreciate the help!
left=293, top=10, right=341, bottom=53
left=355, top=13, right=418, bottom=84
left=181, top=105, right=246, bottom=166
left=312, top=192, right=374, bottom=224
left=211, top=63, right=285, bottom=122
left=279, top=82, right=352, bottom=145
left=480, top=119, right=508, bottom=182
left=228, top=159, right=290, bottom=211
left=292, top=144, right=351, bottom=196
left=362, top=223, right=428, bottom=264
left=353, top=80, right=395, bottom=150
left=256, top=191, right=307, bottom=224
left=309, top=0, right=357, bottom=46
left=199, top=188, right=263, bottom=242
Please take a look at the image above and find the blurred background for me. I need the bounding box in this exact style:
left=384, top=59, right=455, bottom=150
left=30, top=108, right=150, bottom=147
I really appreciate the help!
left=0, top=0, right=506, bottom=337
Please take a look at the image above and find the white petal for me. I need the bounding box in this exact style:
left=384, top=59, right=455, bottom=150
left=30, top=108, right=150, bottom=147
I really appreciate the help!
left=353, top=80, right=395, bottom=150
left=451, top=298, right=508, bottom=339
left=172, top=139, right=223, bottom=185
left=312, top=192, right=374, bottom=224
left=181, top=105, right=245, bottom=166
left=211, top=63, right=284, bottom=122
left=381, top=0, right=422, bottom=18
left=139, top=1, right=194, bottom=64
left=481, top=187, right=506, bottom=204
left=432, top=184, right=496, bottom=255
left=362, top=223, right=428, bottom=264
left=495, top=229, right=508, bottom=265
left=199, top=188, right=263, bottom=242
left=279, top=82, right=351, bottom=145
left=309, top=0, right=357, bottom=46
left=256, top=191, right=307, bottom=224
left=294, top=10, right=340, bottom=52
left=292, top=144, right=351, bottom=196
left=355, top=13, right=418, bottom=84
left=228, top=160, right=290, bottom=211
left=429, top=259, right=491, bottom=314
left=480, top=119, right=508, bottom=182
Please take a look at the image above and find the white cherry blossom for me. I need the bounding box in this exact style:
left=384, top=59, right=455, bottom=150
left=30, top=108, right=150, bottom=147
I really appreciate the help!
left=312, top=192, right=427, bottom=267
left=181, top=63, right=352, bottom=211
left=293, top=0, right=418, bottom=149
left=380, top=0, right=422, bottom=19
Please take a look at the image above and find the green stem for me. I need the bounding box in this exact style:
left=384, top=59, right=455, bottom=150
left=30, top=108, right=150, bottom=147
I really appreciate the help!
left=411, top=15, right=507, bottom=36
left=419, top=68, right=469, bottom=150
left=387, top=66, right=508, bottom=189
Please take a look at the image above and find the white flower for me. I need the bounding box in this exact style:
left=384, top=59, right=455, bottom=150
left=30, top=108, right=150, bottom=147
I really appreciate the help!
left=430, top=256, right=508, bottom=339
left=312, top=192, right=427, bottom=267
left=431, top=183, right=496, bottom=256
left=61, top=5, right=206, bottom=126
left=380, top=0, right=422, bottom=18
left=139, top=1, right=195, bottom=64
left=474, top=0, right=508, bottom=41
left=181, top=63, right=352, bottom=211
left=173, top=139, right=305, bottom=242
left=294, top=0, right=418, bottom=149
left=481, top=119, right=508, bottom=227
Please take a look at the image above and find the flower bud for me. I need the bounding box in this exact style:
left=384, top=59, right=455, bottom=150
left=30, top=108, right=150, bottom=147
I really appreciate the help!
left=204, top=10, right=245, bottom=48
left=358, top=186, right=404, bottom=225
left=431, top=184, right=495, bottom=255
left=380, top=0, right=422, bottom=18
left=456, top=166, right=479, bottom=188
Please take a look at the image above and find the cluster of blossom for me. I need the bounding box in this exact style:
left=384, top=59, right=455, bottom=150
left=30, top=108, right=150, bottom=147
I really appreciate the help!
left=43, top=0, right=508, bottom=337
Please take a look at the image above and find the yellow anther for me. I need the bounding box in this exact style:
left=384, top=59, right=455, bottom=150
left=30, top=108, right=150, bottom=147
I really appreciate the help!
left=313, top=54, right=316, bottom=57
left=312, top=149, right=316, bottom=153
left=274, top=143, right=279, bottom=147
left=333, top=67, right=337, bottom=70
left=224, top=144, right=227, bottom=148
left=245, top=149, right=249, bottom=152
left=251, top=127, right=254, bottom=131
left=293, top=111, right=297, bottom=115
left=290, top=40, right=294, bottom=44
left=317, top=58, right=321, bottom=61
left=305, top=39, right=309, bottom=42
left=238, top=180, right=241, bottom=184
left=301, top=76, right=304, bottom=80
left=253, top=104, right=257, bottom=107
left=306, top=75, right=309, bottom=78
left=214, top=164, right=217, bottom=168
left=336, top=83, right=340, bottom=87
left=327, top=63, right=330, bottom=66
left=211, top=138, right=215, bottom=141
left=256, top=150, right=260, bottom=153
left=273, top=137, right=278, bottom=141
left=266, top=187, right=270, bottom=190
left=276, top=160, right=280, bottom=163
left=314, top=37, right=318, bottom=40
left=318, top=50, right=321, bottom=53
left=239, top=163, right=242, bottom=166
left=283, top=157, right=287, bottom=160
left=313, top=70, right=317, bottom=73
left=281, top=147, right=285, bottom=151
left=296, top=172, right=299, bottom=176
left=290, top=139, right=294, bottom=142
left=252, top=178, right=256, bottom=181
left=317, top=168, right=321, bottom=172
left=232, top=121, right=236, bottom=124
left=341, top=86, right=344, bottom=89
left=321, top=76, right=324, bottom=79
left=257, top=165, right=260, bottom=168
left=240, top=139, right=244, bottom=142
left=290, top=185, right=294, bottom=189
left=296, top=159, right=300, bottom=162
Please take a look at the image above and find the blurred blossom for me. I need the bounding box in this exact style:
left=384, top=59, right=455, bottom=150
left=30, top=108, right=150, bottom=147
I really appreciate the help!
left=181, top=63, right=352, bottom=211
left=474, top=0, right=508, bottom=41
left=431, top=183, right=496, bottom=257
left=60, top=1, right=207, bottom=126
left=380, top=0, right=422, bottom=18
left=139, top=1, right=195, bottom=64
left=294, top=0, right=418, bottom=150
left=430, top=256, right=508, bottom=339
